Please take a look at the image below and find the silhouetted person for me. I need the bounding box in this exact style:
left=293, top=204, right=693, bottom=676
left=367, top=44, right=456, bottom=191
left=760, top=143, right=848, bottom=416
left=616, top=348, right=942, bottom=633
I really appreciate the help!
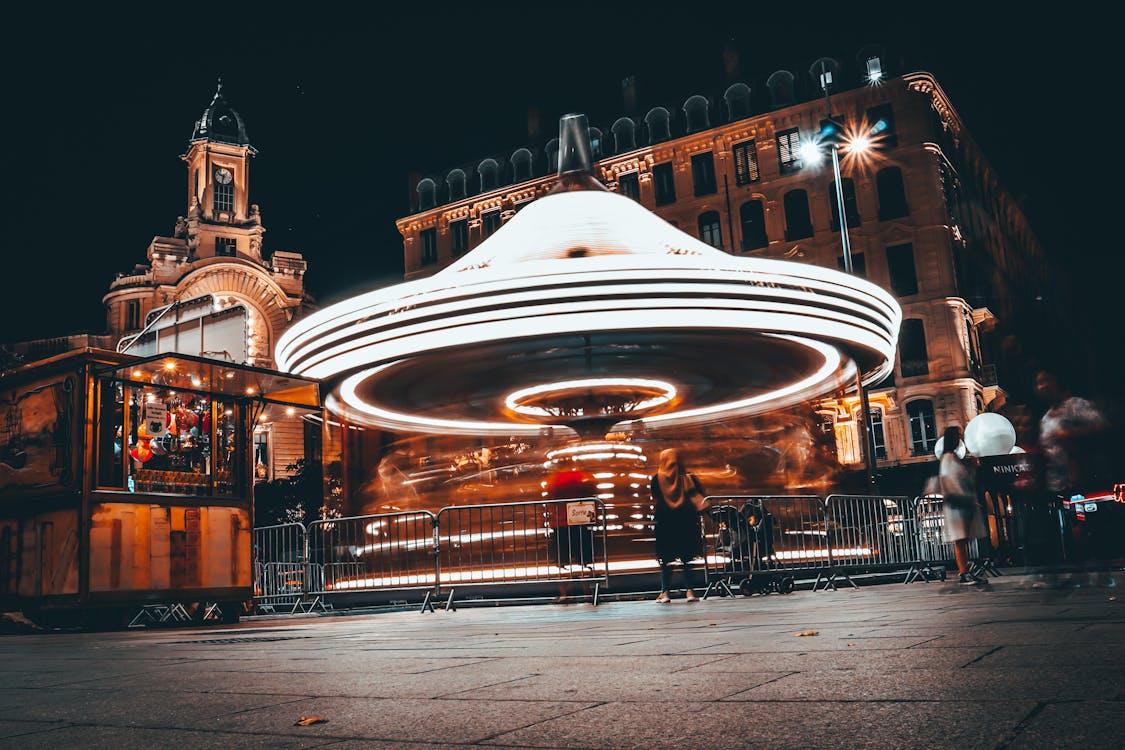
left=651, top=449, right=707, bottom=602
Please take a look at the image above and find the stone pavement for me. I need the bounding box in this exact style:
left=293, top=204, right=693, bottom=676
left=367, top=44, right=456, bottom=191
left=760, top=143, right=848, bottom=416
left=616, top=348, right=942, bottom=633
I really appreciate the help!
left=1, top=571, right=1123, bottom=749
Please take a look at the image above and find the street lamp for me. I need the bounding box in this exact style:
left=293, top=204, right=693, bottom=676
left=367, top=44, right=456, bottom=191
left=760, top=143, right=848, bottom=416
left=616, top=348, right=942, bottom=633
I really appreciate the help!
left=809, top=57, right=881, bottom=492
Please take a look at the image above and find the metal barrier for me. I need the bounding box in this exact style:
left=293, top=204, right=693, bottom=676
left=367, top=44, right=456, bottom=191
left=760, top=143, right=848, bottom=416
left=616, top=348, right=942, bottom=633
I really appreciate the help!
left=823, top=494, right=939, bottom=588
left=253, top=523, right=308, bottom=613
left=433, top=498, right=609, bottom=608
left=913, top=495, right=988, bottom=574
left=700, top=495, right=830, bottom=596
left=306, top=511, right=438, bottom=597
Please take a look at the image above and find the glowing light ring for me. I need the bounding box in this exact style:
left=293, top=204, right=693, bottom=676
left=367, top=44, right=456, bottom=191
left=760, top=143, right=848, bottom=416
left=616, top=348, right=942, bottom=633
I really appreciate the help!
left=278, top=266, right=899, bottom=373
left=505, top=377, right=677, bottom=418
left=330, top=333, right=850, bottom=436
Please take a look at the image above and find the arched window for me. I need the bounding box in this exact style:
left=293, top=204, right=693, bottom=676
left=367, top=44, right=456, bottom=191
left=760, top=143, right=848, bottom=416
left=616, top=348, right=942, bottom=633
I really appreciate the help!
left=477, top=159, right=499, bottom=193
left=698, top=211, right=722, bottom=249
left=125, top=300, right=141, bottom=331
left=828, top=177, right=860, bottom=230
left=611, top=117, right=636, bottom=153
left=906, top=400, right=938, bottom=456
left=683, top=95, right=710, bottom=133
left=589, top=127, right=603, bottom=160
left=739, top=200, right=768, bottom=250
left=766, top=70, right=795, bottom=107
left=899, top=319, right=929, bottom=377
left=783, top=189, right=813, bottom=241
left=867, top=407, right=887, bottom=460
left=446, top=169, right=467, bottom=202
left=416, top=178, right=436, bottom=211
left=644, top=107, right=671, bottom=144
left=545, top=139, right=560, bottom=173
left=724, top=83, right=751, bottom=121
left=876, top=167, right=909, bottom=220
left=511, top=149, right=533, bottom=182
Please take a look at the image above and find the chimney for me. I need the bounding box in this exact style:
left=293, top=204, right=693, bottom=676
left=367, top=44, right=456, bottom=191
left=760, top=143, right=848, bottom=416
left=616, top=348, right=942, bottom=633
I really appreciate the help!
left=557, top=113, right=593, bottom=175
left=621, top=75, right=637, bottom=112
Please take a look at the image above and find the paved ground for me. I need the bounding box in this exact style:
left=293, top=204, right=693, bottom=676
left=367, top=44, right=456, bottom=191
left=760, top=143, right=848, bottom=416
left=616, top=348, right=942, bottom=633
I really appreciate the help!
left=1, top=570, right=1123, bottom=749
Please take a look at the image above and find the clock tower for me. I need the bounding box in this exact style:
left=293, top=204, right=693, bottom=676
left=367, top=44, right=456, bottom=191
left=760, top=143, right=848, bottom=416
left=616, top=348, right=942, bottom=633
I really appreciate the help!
left=181, top=79, right=263, bottom=261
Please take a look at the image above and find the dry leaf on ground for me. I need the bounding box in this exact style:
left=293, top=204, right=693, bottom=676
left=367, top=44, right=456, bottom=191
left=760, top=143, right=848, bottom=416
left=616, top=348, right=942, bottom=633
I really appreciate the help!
left=794, top=630, right=819, bottom=637
left=294, top=716, right=328, bottom=726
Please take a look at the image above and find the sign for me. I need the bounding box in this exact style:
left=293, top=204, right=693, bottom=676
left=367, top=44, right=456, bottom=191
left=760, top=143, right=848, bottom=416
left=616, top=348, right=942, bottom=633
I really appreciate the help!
left=565, top=501, right=597, bottom=526
left=144, top=402, right=167, bottom=436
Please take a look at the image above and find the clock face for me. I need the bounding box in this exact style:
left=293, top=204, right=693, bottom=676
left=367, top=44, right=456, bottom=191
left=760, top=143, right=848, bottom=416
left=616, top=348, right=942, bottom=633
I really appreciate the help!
left=214, top=167, right=233, bottom=185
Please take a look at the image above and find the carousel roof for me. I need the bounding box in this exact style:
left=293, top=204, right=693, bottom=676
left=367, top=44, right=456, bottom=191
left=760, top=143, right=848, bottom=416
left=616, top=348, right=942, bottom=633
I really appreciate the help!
left=277, top=115, right=900, bottom=437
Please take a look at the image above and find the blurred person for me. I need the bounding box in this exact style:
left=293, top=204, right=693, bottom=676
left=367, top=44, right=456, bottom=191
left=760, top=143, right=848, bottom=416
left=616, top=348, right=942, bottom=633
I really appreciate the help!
left=1036, top=370, right=1109, bottom=497
left=939, top=426, right=987, bottom=585
left=650, top=448, right=707, bottom=602
left=545, top=458, right=598, bottom=603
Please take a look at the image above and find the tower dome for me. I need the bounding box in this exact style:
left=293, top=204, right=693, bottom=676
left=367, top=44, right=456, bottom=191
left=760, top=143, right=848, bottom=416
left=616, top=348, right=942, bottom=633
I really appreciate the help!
left=190, top=79, right=251, bottom=147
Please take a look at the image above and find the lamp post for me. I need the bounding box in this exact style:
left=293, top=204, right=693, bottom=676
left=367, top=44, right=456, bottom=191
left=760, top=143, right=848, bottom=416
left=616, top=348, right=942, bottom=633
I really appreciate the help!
left=804, top=58, right=881, bottom=494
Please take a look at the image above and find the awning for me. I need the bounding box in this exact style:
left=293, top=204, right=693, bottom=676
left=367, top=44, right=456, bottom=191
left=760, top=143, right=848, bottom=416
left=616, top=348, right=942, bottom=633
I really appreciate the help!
left=96, top=353, right=321, bottom=409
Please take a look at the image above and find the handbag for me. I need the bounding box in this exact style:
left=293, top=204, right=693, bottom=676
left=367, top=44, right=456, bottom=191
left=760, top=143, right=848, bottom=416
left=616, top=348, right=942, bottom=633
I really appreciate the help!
left=688, top=474, right=708, bottom=512
left=923, top=475, right=941, bottom=497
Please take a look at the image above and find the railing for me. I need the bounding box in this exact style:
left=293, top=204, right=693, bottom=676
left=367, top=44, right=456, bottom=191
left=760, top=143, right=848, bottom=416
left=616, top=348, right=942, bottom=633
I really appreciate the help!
left=252, top=494, right=991, bottom=613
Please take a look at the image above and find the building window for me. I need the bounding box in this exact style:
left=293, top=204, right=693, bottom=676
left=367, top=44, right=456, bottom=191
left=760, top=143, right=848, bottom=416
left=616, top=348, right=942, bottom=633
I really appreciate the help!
left=698, top=211, right=722, bottom=249
left=215, top=237, right=237, bottom=257
left=899, top=319, right=929, bottom=377
left=732, top=140, right=760, bottom=185
left=907, top=399, right=938, bottom=455
left=481, top=210, right=501, bottom=237
left=866, top=103, right=897, bottom=148
left=451, top=219, right=468, bottom=256
left=869, top=408, right=887, bottom=460
left=876, top=167, right=909, bottom=221
left=125, top=300, right=141, bottom=331
left=739, top=200, right=768, bottom=250
left=776, top=127, right=803, bottom=175
left=691, top=152, right=717, bottom=196
left=618, top=172, right=640, bottom=201
left=420, top=228, right=437, bottom=265
left=213, top=171, right=234, bottom=214
left=828, top=178, right=860, bottom=230
left=783, top=189, right=813, bottom=240
left=253, top=429, right=270, bottom=481
left=653, top=162, right=676, bottom=205
left=887, top=243, right=919, bottom=296
left=836, top=252, right=866, bottom=277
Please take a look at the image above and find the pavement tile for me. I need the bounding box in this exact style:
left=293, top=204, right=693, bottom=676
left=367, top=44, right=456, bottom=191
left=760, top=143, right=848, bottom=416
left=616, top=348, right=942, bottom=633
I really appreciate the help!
left=0, top=688, right=303, bottom=726
left=209, top=696, right=597, bottom=744
left=483, top=698, right=1037, bottom=750
left=721, top=666, right=1121, bottom=702
left=680, top=647, right=992, bottom=672
left=1007, top=701, right=1125, bottom=750
left=448, top=669, right=789, bottom=702
left=0, top=721, right=66, bottom=740
left=0, top=724, right=333, bottom=749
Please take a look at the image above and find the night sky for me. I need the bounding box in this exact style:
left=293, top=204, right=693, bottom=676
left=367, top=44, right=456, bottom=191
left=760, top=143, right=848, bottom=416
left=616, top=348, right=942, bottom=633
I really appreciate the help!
left=2, top=12, right=1120, bottom=414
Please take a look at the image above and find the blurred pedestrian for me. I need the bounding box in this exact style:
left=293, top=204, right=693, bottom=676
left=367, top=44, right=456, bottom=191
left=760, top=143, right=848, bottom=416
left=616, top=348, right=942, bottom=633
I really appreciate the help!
left=1036, top=370, right=1109, bottom=497
left=939, top=426, right=987, bottom=585
left=651, top=448, right=707, bottom=602
left=545, top=457, right=598, bottom=603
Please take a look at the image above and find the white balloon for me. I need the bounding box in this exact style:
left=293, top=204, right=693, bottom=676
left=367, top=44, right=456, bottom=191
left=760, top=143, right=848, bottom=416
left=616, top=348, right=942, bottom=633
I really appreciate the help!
left=934, top=435, right=967, bottom=459
left=964, top=412, right=1016, bottom=457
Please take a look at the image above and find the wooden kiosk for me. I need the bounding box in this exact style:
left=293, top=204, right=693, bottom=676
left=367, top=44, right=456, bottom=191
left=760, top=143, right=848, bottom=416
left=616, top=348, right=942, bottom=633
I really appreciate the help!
left=0, top=349, right=320, bottom=628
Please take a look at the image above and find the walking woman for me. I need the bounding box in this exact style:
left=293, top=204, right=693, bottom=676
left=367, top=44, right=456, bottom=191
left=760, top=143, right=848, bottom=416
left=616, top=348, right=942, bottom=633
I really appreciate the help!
left=939, top=426, right=987, bottom=584
left=651, top=448, right=707, bottom=602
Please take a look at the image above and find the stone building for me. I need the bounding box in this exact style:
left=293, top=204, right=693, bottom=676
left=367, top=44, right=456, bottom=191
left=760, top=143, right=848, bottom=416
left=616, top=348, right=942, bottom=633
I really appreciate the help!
left=394, top=48, right=1068, bottom=486
left=100, top=82, right=315, bottom=481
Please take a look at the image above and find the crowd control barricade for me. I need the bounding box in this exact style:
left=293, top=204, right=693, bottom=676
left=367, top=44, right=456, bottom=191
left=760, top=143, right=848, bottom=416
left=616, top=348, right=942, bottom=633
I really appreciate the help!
left=432, top=498, right=609, bottom=609
left=253, top=523, right=308, bottom=613
left=822, top=494, right=939, bottom=588
left=913, top=495, right=986, bottom=574
left=306, top=511, right=438, bottom=603
left=701, top=495, right=830, bottom=595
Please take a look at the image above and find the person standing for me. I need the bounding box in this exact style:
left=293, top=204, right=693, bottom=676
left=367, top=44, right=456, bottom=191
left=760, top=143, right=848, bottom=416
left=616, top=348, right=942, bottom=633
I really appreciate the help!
left=545, top=458, right=598, bottom=603
left=1035, top=370, right=1109, bottom=498
left=650, top=448, right=707, bottom=602
left=939, top=426, right=987, bottom=585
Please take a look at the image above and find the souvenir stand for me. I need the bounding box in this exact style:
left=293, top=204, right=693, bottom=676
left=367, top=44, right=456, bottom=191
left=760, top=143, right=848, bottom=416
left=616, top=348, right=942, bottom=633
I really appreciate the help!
left=0, top=349, right=320, bottom=627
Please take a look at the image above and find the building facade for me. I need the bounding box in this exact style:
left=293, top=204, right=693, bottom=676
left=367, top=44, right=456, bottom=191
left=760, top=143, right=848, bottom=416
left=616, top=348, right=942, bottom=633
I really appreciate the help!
left=394, top=50, right=1066, bottom=483
left=100, top=82, right=315, bottom=482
